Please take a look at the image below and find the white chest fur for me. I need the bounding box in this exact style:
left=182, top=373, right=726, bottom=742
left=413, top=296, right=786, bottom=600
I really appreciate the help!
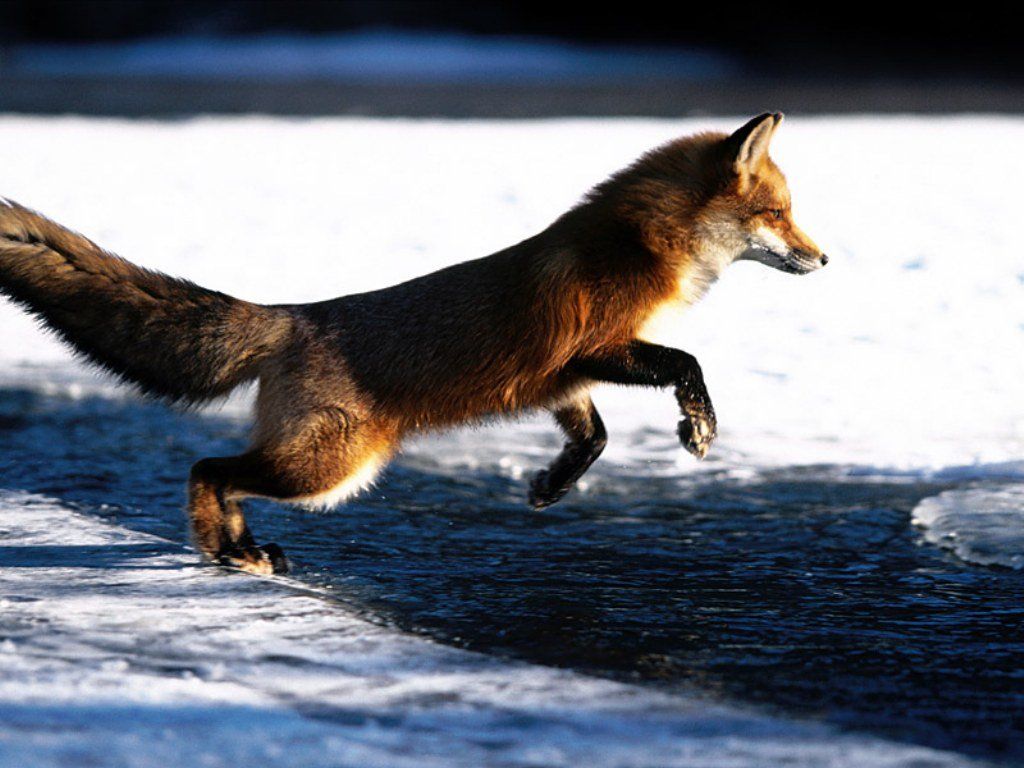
left=637, top=289, right=691, bottom=344
left=637, top=252, right=728, bottom=344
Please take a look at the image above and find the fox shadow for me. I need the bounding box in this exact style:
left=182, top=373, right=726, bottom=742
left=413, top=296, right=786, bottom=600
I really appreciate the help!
left=0, top=386, right=1022, bottom=763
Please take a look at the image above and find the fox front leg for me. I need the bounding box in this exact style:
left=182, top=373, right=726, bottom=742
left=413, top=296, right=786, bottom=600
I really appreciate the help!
left=572, top=341, right=717, bottom=459
left=529, top=395, right=608, bottom=509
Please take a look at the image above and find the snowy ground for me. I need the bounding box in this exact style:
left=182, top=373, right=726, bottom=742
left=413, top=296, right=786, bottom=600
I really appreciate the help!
left=0, top=116, right=1022, bottom=766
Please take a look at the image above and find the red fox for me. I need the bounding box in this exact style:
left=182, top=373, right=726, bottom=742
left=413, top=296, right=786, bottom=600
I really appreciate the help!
left=0, top=113, right=825, bottom=575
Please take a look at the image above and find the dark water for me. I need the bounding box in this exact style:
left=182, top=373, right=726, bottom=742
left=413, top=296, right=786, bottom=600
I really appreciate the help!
left=1, top=388, right=1022, bottom=765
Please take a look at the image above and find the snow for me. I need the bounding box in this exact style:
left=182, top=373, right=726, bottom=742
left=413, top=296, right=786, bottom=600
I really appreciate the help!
left=0, top=491, right=981, bottom=767
left=0, top=115, right=1022, bottom=763
left=912, top=484, right=1024, bottom=569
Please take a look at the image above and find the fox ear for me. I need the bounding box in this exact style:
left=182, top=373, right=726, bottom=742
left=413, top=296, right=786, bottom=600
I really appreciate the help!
left=727, top=112, right=783, bottom=176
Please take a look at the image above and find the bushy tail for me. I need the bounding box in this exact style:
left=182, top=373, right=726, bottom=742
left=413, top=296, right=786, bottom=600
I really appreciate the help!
left=0, top=199, right=293, bottom=404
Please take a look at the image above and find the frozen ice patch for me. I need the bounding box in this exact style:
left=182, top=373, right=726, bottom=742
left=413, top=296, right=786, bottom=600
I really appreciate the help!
left=912, top=485, right=1024, bottom=569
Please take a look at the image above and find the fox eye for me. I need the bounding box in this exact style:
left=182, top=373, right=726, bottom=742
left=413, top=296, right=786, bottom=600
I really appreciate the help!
left=769, top=208, right=783, bottom=219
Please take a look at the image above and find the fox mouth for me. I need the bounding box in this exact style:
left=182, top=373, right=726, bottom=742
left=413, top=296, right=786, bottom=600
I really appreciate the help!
left=775, top=254, right=821, bottom=274
left=747, top=243, right=825, bottom=275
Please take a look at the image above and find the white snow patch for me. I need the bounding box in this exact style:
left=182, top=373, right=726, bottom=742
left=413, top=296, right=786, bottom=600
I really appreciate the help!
left=912, top=485, right=1024, bottom=569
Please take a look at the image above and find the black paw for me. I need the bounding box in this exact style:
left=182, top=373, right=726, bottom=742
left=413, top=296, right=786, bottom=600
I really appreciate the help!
left=678, top=404, right=717, bottom=460
left=528, top=469, right=568, bottom=510
left=260, top=543, right=290, bottom=574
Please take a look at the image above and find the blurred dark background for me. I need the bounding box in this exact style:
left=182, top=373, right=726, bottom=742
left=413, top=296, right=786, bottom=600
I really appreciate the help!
left=1, top=0, right=1021, bottom=116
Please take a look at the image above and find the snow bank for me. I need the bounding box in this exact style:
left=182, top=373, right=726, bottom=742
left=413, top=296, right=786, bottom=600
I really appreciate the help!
left=912, top=485, right=1024, bottom=569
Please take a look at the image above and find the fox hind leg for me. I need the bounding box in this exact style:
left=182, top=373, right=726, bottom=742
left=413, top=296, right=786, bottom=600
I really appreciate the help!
left=528, top=395, right=607, bottom=509
left=188, top=409, right=393, bottom=575
left=188, top=454, right=289, bottom=575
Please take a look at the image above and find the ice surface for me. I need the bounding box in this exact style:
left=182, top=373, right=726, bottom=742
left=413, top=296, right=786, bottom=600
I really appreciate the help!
left=912, top=485, right=1024, bottom=569
left=0, top=491, right=982, bottom=767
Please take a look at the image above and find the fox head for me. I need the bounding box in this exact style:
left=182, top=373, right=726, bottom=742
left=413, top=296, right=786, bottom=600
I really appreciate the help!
left=703, top=112, right=827, bottom=276
left=590, top=112, right=827, bottom=287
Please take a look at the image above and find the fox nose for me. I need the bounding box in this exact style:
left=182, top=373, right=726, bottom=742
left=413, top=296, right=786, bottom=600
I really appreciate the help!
left=819, top=253, right=829, bottom=266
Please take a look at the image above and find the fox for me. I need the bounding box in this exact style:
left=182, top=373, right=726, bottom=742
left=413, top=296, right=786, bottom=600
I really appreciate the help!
left=0, top=112, right=825, bottom=575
